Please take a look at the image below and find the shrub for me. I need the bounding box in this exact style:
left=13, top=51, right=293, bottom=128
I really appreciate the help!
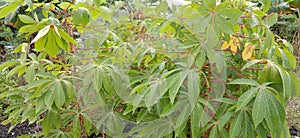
left=0, top=0, right=299, bottom=137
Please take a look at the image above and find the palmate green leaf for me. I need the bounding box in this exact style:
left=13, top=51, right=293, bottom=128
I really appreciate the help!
left=230, top=111, right=254, bottom=138
left=175, top=120, right=188, bottom=137
left=58, top=2, right=74, bottom=9
left=102, top=71, right=116, bottom=98
left=94, top=30, right=110, bottom=51
left=82, top=113, right=92, bottom=135
left=31, top=25, right=50, bottom=44
left=190, top=103, right=203, bottom=138
left=195, top=48, right=206, bottom=69
left=45, top=28, right=59, bottom=58
left=212, top=98, right=235, bottom=105
left=18, top=14, right=37, bottom=24
left=228, top=79, right=259, bottom=86
left=168, top=71, right=188, bottom=104
left=54, top=30, right=68, bottom=51
left=264, top=29, right=274, bottom=51
left=263, top=91, right=286, bottom=137
left=27, top=79, right=53, bottom=90
left=230, top=111, right=244, bottom=138
left=219, top=127, right=229, bottom=137
left=203, top=0, right=216, bottom=10
left=218, top=110, right=233, bottom=128
left=145, top=78, right=169, bottom=107
left=54, top=82, right=65, bottom=109
left=106, top=113, right=125, bottom=137
left=7, top=64, right=27, bottom=77
left=185, top=13, right=209, bottom=34
left=252, top=89, right=286, bottom=136
left=31, top=81, right=50, bottom=99
left=252, top=89, right=268, bottom=128
left=44, top=90, right=55, bottom=109
left=198, top=98, right=216, bottom=114
left=155, top=1, right=168, bottom=14
left=4, top=104, right=22, bottom=114
left=129, top=119, right=174, bottom=138
left=136, top=108, right=147, bottom=123
left=273, top=64, right=295, bottom=98
left=220, top=18, right=234, bottom=34
left=87, top=6, right=112, bottom=21
left=32, top=25, right=73, bottom=57
left=259, top=0, right=271, bottom=12
left=283, top=48, right=297, bottom=69
left=73, top=7, right=90, bottom=26
left=242, top=60, right=264, bottom=70
left=36, top=95, right=46, bottom=114
left=264, top=13, right=278, bottom=28
left=21, top=108, right=37, bottom=124
left=62, top=80, right=76, bottom=105
left=209, top=125, right=218, bottom=138
left=25, top=64, right=35, bottom=83
left=0, top=60, right=19, bottom=71
left=36, top=72, right=57, bottom=79
left=289, top=71, right=300, bottom=96
left=42, top=111, right=54, bottom=136
left=35, top=34, right=47, bottom=51
left=187, top=71, right=200, bottom=107
left=57, top=27, right=75, bottom=44
left=161, top=97, right=189, bottom=117
left=206, top=25, right=219, bottom=49
left=216, top=5, right=242, bottom=20
left=243, top=111, right=255, bottom=138
left=72, top=115, right=81, bottom=138
left=203, top=46, right=216, bottom=62
left=144, top=82, right=159, bottom=108
left=0, top=0, right=23, bottom=19
left=131, top=83, right=148, bottom=95
left=277, top=48, right=290, bottom=68
left=175, top=101, right=191, bottom=129
left=236, top=87, right=259, bottom=111
left=92, top=68, right=103, bottom=92
left=255, top=123, right=269, bottom=138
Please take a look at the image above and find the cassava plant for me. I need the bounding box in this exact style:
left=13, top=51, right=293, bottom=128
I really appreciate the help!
left=0, top=0, right=299, bottom=137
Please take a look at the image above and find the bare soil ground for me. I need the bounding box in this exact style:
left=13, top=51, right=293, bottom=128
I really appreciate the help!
left=0, top=121, right=41, bottom=138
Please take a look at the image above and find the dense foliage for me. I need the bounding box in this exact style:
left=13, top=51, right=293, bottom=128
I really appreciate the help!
left=0, top=0, right=299, bottom=137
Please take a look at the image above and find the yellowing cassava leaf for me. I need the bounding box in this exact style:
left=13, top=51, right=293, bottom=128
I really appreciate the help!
left=221, top=40, right=231, bottom=50
left=231, top=42, right=237, bottom=54
left=242, top=43, right=255, bottom=60
left=231, top=38, right=240, bottom=54
left=222, top=35, right=239, bottom=55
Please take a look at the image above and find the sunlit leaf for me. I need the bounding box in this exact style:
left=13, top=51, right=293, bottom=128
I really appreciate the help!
left=31, top=25, right=50, bottom=44
left=0, top=0, right=23, bottom=19
left=18, top=14, right=37, bottom=24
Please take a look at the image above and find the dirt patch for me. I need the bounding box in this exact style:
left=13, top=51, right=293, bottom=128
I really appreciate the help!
left=286, top=97, right=300, bottom=137
left=0, top=121, right=41, bottom=138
